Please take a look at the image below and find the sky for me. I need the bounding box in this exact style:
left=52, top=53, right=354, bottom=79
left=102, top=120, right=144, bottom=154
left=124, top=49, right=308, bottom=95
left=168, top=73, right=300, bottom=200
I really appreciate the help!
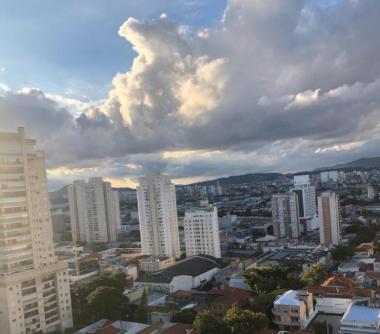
left=1, top=0, right=380, bottom=189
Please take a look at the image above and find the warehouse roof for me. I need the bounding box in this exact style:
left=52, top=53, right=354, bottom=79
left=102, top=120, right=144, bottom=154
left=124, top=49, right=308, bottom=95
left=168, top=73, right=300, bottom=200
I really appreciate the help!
left=137, top=255, right=226, bottom=284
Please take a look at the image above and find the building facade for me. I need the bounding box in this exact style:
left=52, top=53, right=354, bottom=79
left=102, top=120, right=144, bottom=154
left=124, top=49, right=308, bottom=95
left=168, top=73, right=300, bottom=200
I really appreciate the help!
left=0, top=128, right=73, bottom=334
left=292, top=175, right=317, bottom=233
left=135, top=255, right=226, bottom=293
left=136, top=173, right=180, bottom=258
left=272, top=290, right=314, bottom=331
left=318, top=191, right=341, bottom=246
left=68, top=177, right=121, bottom=243
left=184, top=205, right=221, bottom=258
left=271, top=193, right=299, bottom=239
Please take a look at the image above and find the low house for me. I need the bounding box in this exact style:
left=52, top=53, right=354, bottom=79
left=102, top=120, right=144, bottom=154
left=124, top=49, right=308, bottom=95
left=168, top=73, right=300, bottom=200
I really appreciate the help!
left=208, top=287, right=251, bottom=320
left=307, top=276, right=357, bottom=314
left=338, top=262, right=361, bottom=274
left=272, top=290, right=314, bottom=331
left=354, top=243, right=374, bottom=259
left=362, top=272, right=380, bottom=288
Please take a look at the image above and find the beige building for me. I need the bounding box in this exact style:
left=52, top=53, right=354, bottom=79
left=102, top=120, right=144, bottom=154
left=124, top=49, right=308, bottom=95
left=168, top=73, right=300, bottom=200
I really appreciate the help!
left=68, top=177, right=121, bottom=243
left=136, top=173, right=180, bottom=258
left=0, top=128, right=73, bottom=334
left=272, top=290, right=314, bottom=331
left=318, top=191, right=341, bottom=246
left=184, top=205, right=221, bottom=258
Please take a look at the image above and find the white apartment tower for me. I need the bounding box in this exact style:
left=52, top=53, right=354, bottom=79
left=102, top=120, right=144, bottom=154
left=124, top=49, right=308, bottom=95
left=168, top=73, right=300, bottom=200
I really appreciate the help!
left=184, top=205, right=221, bottom=258
left=137, top=173, right=180, bottom=258
left=272, top=193, right=299, bottom=239
left=68, top=178, right=121, bottom=243
left=292, top=175, right=317, bottom=232
left=318, top=191, right=341, bottom=246
left=0, top=128, right=73, bottom=334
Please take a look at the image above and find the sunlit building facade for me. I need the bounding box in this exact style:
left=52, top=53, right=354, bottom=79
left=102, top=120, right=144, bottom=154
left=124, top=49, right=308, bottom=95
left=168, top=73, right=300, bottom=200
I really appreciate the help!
left=137, top=173, right=180, bottom=258
left=68, top=177, right=121, bottom=243
left=184, top=205, right=221, bottom=258
left=0, top=128, right=73, bottom=334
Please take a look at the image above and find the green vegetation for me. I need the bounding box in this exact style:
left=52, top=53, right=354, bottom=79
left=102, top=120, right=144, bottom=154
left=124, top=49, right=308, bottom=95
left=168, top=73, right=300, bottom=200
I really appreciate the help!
left=71, top=272, right=130, bottom=329
left=134, top=288, right=148, bottom=323
left=171, top=308, right=197, bottom=324
left=251, top=289, right=286, bottom=320
left=331, top=245, right=355, bottom=262
left=79, top=258, right=99, bottom=274
left=193, top=310, right=223, bottom=334
left=302, top=263, right=327, bottom=286
left=223, top=307, right=268, bottom=334
left=346, top=223, right=380, bottom=246
left=87, top=286, right=129, bottom=320
left=245, top=266, right=304, bottom=294
left=310, top=320, right=331, bottom=334
left=374, top=240, right=380, bottom=254
left=193, top=307, right=269, bottom=334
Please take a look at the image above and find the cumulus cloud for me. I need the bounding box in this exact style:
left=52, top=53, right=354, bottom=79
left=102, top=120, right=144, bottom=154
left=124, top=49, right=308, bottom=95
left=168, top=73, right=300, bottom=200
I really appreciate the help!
left=2, top=0, right=380, bottom=187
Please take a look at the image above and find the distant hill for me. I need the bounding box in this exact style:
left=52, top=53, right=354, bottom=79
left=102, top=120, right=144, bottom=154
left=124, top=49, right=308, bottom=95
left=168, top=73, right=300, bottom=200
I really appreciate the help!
left=316, top=156, right=380, bottom=171
left=49, top=185, right=68, bottom=204
left=190, top=173, right=286, bottom=186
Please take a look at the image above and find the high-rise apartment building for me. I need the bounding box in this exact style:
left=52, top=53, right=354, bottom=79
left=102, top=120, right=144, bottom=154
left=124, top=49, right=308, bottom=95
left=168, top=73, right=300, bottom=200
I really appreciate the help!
left=292, top=175, right=317, bottom=232
left=318, top=191, right=341, bottom=246
left=271, top=193, right=299, bottom=239
left=136, top=173, right=180, bottom=258
left=68, top=178, right=121, bottom=243
left=184, top=203, right=221, bottom=258
left=0, top=128, right=73, bottom=334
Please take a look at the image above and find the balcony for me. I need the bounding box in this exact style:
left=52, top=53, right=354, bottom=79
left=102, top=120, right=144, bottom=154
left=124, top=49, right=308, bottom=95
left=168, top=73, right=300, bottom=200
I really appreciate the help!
left=272, top=317, right=300, bottom=327
left=272, top=308, right=300, bottom=317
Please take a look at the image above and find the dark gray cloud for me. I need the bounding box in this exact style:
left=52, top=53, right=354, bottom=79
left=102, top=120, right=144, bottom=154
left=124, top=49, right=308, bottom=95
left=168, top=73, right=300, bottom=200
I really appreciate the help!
left=1, top=0, right=380, bottom=187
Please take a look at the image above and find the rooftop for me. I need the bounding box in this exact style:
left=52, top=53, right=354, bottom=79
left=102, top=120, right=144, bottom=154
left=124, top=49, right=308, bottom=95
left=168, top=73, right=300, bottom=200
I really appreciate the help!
left=342, top=304, right=380, bottom=325
left=274, top=290, right=303, bottom=306
left=138, top=255, right=226, bottom=284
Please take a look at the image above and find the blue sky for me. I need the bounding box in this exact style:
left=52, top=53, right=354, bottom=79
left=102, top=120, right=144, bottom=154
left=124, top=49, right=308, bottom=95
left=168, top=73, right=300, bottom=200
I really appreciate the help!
left=0, top=0, right=226, bottom=100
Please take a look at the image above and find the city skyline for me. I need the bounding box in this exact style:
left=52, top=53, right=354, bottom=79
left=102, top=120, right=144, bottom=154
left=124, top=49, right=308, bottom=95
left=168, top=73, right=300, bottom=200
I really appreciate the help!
left=2, top=1, right=380, bottom=190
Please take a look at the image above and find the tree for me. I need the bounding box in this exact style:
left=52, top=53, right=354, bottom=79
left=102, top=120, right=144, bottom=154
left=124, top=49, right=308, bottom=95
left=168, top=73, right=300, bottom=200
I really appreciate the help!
left=331, top=245, right=354, bottom=262
left=171, top=309, right=197, bottom=324
left=374, top=240, right=380, bottom=254
left=245, top=266, right=304, bottom=294
left=134, top=288, right=148, bottom=323
left=302, top=263, right=327, bottom=286
left=251, top=289, right=285, bottom=319
left=193, top=310, right=222, bottom=334
left=84, top=274, right=124, bottom=294
left=79, top=259, right=99, bottom=274
left=113, top=271, right=128, bottom=289
left=223, top=307, right=268, bottom=334
left=72, top=273, right=131, bottom=328
left=245, top=266, right=284, bottom=294
left=87, top=286, right=128, bottom=320
left=310, top=321, right=329, bottom=334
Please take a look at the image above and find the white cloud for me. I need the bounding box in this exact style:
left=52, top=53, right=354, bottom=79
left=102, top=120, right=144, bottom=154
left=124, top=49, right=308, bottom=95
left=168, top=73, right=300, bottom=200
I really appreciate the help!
left=3, top=0, right=380, bottom=187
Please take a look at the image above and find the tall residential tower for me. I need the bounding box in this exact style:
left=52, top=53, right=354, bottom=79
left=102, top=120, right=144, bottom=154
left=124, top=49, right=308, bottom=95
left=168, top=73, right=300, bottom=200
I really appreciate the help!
left=292, top=175, right=317, bottom=232
left=136, top=173, right=180, bottom=258
left=184, top=203, right=221, bottom=258
left=68, top=177, right=121, bottom=243
left=318, top=191, right=341, bottom=246
left=271, top=193, right=299, bottom=239
left=0, top=128, right=73, bottom=334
